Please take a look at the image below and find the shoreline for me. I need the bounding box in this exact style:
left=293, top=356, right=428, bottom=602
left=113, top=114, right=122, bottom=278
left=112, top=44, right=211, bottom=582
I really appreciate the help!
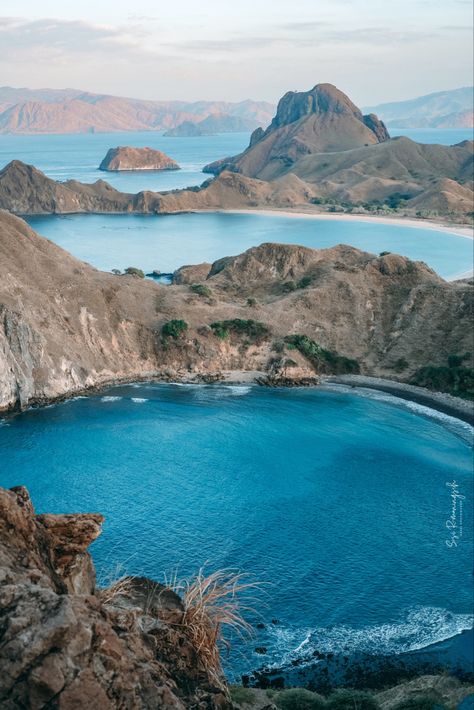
left=216, top=207, right=474, bottom=240
left=1, top=370, right=472, bottom=427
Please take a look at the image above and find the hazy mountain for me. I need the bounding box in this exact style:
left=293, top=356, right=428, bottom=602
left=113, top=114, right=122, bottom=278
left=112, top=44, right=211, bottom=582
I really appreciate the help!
left=0, top=87, right=275, bottom=134
left=163, top=113, right=257, bottom=136
left=363, top=87, right=473, bottom=128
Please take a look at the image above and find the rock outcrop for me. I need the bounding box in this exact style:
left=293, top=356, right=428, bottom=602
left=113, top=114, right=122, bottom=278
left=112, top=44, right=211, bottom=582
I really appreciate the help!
left=0, top=485, right=231, bottom=708
left=164, top=113, right=257, bottom=137
left=0, top=210, right=472, bottom=412
left=99, top=146, right=180, bottom=171
left=204, top=83, right=390, bottom=179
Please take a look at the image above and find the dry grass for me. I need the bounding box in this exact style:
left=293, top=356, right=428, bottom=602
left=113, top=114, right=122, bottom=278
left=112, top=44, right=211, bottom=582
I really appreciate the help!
left=172, top=568, right=260, bottom=682
left=99, top=574, right=135, bottom=606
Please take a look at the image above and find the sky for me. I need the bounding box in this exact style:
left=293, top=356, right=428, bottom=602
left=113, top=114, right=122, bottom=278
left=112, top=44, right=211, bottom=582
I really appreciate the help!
left=0, top=0, right=472, bottom=105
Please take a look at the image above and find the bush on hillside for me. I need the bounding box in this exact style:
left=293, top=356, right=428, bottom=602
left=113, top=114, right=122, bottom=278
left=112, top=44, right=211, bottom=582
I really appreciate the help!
left=285, top=334, right=359, bottom=374
left=410, top=364, right=474, bottom=398
left=274, top=688, right=326, bottom=710
left=391, top=696, right=448, bottom=710
left=325, top=689, right=380, bottom=709
left=124, top=267, right=145, bottom=278
left=162, top=319, right=188, bottom=339
left=210, top=319, right=270, bottom=342
left=190, top=283, right=212, bottom=298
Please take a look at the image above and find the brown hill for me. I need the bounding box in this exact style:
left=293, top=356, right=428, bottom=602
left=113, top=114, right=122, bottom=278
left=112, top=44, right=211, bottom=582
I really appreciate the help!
left=204, top=83, right=390, bottom=179
left=99, top=146, right=180, bottom=171
left=0, top=210, right=471, bottom=412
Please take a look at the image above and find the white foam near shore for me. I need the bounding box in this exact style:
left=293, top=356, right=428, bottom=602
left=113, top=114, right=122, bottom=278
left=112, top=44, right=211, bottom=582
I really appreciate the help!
left=264, top=607, right=474, bottom=671
left=100, top=396, right=122, bottom=402
left=131, top=397, right=148, bottom=403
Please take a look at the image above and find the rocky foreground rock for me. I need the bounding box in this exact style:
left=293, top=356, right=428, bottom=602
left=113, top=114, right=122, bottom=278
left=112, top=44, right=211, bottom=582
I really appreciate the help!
left=0, top=209, right=472, bottom=412
left=99, top=147, right=180, bottom=172
left=0, top=485, right=231, bottom=708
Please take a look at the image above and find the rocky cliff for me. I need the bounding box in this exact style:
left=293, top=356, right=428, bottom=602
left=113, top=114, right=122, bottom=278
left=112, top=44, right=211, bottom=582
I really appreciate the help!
left=0, top=485, right=231, bottom=708
left=0, top=210, right=472, bottom=412
left=99, top=147, right=180, bottom=171
left=204, top=84, right=390, bottom=180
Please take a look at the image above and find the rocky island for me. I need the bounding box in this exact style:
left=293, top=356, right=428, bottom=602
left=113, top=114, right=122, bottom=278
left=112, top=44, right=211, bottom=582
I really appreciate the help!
left=99, top=146, right=180, bottom=171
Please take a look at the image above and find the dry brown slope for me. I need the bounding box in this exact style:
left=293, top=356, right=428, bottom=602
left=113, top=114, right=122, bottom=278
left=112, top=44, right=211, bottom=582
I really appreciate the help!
left=1, top=210, right=472, bottom=412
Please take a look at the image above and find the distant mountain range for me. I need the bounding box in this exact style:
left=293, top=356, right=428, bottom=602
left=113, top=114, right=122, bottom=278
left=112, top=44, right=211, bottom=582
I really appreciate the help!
left=0, top=87, right=275, bottom=135
left=163, top=113, right=258, bottom=137
left=363, top=87, right=473, bottom=129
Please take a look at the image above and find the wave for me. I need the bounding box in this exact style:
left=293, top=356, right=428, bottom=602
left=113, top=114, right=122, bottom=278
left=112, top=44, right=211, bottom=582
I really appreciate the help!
left=100, top=396, right=122, bottom=402
left=131, top=397, right=148, bottom=403
left=262, top=607, right=473, bottom=671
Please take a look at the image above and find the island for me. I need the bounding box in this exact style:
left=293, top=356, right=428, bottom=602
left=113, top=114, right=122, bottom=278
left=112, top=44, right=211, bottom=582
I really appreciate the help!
left=99, top=146, right=180, bottom=172
left=164, top=112, right=258, bottom=137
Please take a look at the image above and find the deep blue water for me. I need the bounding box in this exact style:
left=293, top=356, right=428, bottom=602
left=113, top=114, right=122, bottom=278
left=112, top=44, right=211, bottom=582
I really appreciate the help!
left=1, top=383, right=472, bottom=677
left=26, top=211, right=473, bottom=279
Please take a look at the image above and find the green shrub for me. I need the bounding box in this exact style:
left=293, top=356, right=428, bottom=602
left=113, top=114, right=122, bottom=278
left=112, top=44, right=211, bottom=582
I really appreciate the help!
left=210, top=319, right=270, bottom=342
left=285, top=334, right=360, bottom=374
left=111, top=268, right=122, bottom=275
left=394, top=357, right=409, bottom=372
left=124, top=267, right=145, bottom=278
left=379, top=251, right=391, bottom=256
left=274, top=688, right=326, bottom=710
left=247, top=297, right=257, bottom=307
left=391, top=696, right=448, bottom=710
left=410, top=365, right=474, bottom=398
left=190, top=283, right=212, bottom=298
left=325, top=689, right=380, bottom=710
left=282, top=281, right=297, bottom=293
left=229, top=685, right=258, bottom=705
left=447, top=353, right=469, bottom=368
left=297, top=276, right=312, bottom=289
left=162, top=319, right=188, bottom=339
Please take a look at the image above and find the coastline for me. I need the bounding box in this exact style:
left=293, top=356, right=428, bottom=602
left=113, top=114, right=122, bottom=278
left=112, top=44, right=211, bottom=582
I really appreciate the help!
left=2, top=370, right=472, bottom=428
left=215, top=207, right=474, bottom=240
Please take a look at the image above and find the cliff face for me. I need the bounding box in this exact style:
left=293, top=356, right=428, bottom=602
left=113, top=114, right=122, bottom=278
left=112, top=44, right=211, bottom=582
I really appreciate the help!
left=99, top=147, right=180, bottom=171
left=0, top=485, right=231, bottom=708
left=204, top=84, right=390, bottom=180
left=0, top=210, right=472, bottom=412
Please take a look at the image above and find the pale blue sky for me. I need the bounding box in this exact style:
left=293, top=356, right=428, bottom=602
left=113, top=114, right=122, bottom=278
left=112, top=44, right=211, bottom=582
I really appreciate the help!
left=0, top=0, right=472, bottom=103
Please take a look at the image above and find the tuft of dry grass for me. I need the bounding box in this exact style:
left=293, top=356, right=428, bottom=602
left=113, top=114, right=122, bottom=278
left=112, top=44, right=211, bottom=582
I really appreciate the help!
left=99, top=574, right=135, bottom=606
left=172, top=568, right=260, bottom=682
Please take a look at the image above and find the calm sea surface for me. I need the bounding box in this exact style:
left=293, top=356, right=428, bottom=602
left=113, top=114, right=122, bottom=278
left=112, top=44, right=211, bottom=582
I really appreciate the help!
left=0, top=384, right=472, bottom=677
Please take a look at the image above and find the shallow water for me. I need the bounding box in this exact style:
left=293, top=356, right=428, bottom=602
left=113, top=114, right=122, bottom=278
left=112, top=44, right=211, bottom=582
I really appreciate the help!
left=1, top=384, right=472, bottom=677
left=26, top=211, right=473, bottom=279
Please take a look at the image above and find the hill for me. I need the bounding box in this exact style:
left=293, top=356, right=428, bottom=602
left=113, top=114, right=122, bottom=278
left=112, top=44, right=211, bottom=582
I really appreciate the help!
left=0, top=209, right=472, bottom=412
left=0, top=86, right=275, bottom=134
left=363, top=87, right=473, bottom=128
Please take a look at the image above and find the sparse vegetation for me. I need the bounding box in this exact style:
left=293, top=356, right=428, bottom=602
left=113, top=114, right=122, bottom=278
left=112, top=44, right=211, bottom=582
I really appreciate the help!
left=229, top=685, right=258, bottom=705
left=111, top=268, right=122, bottom=275
left=297, top=275, right=312, bottom=289
left=190, top=283, right=212, bottom=298
left=394, top=357, right=409, bottom=372
left=325, top=689, right=380, bottom=709
left=282, top=280, right=297, bottom=293
left=124, top=266, right=145, bottom=278
left=379, top=251, right=391, bottom=257
left=274, top=688, right=326, bottom=710
left=391, top=697, right=448, bottom=710
left=285, top=334, right=360, bottom=374
left=210, top=319, right=270, bottom=342
left=162, top=319, right=188, bottom=339
left=246, top=297, right=257, bottom=307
